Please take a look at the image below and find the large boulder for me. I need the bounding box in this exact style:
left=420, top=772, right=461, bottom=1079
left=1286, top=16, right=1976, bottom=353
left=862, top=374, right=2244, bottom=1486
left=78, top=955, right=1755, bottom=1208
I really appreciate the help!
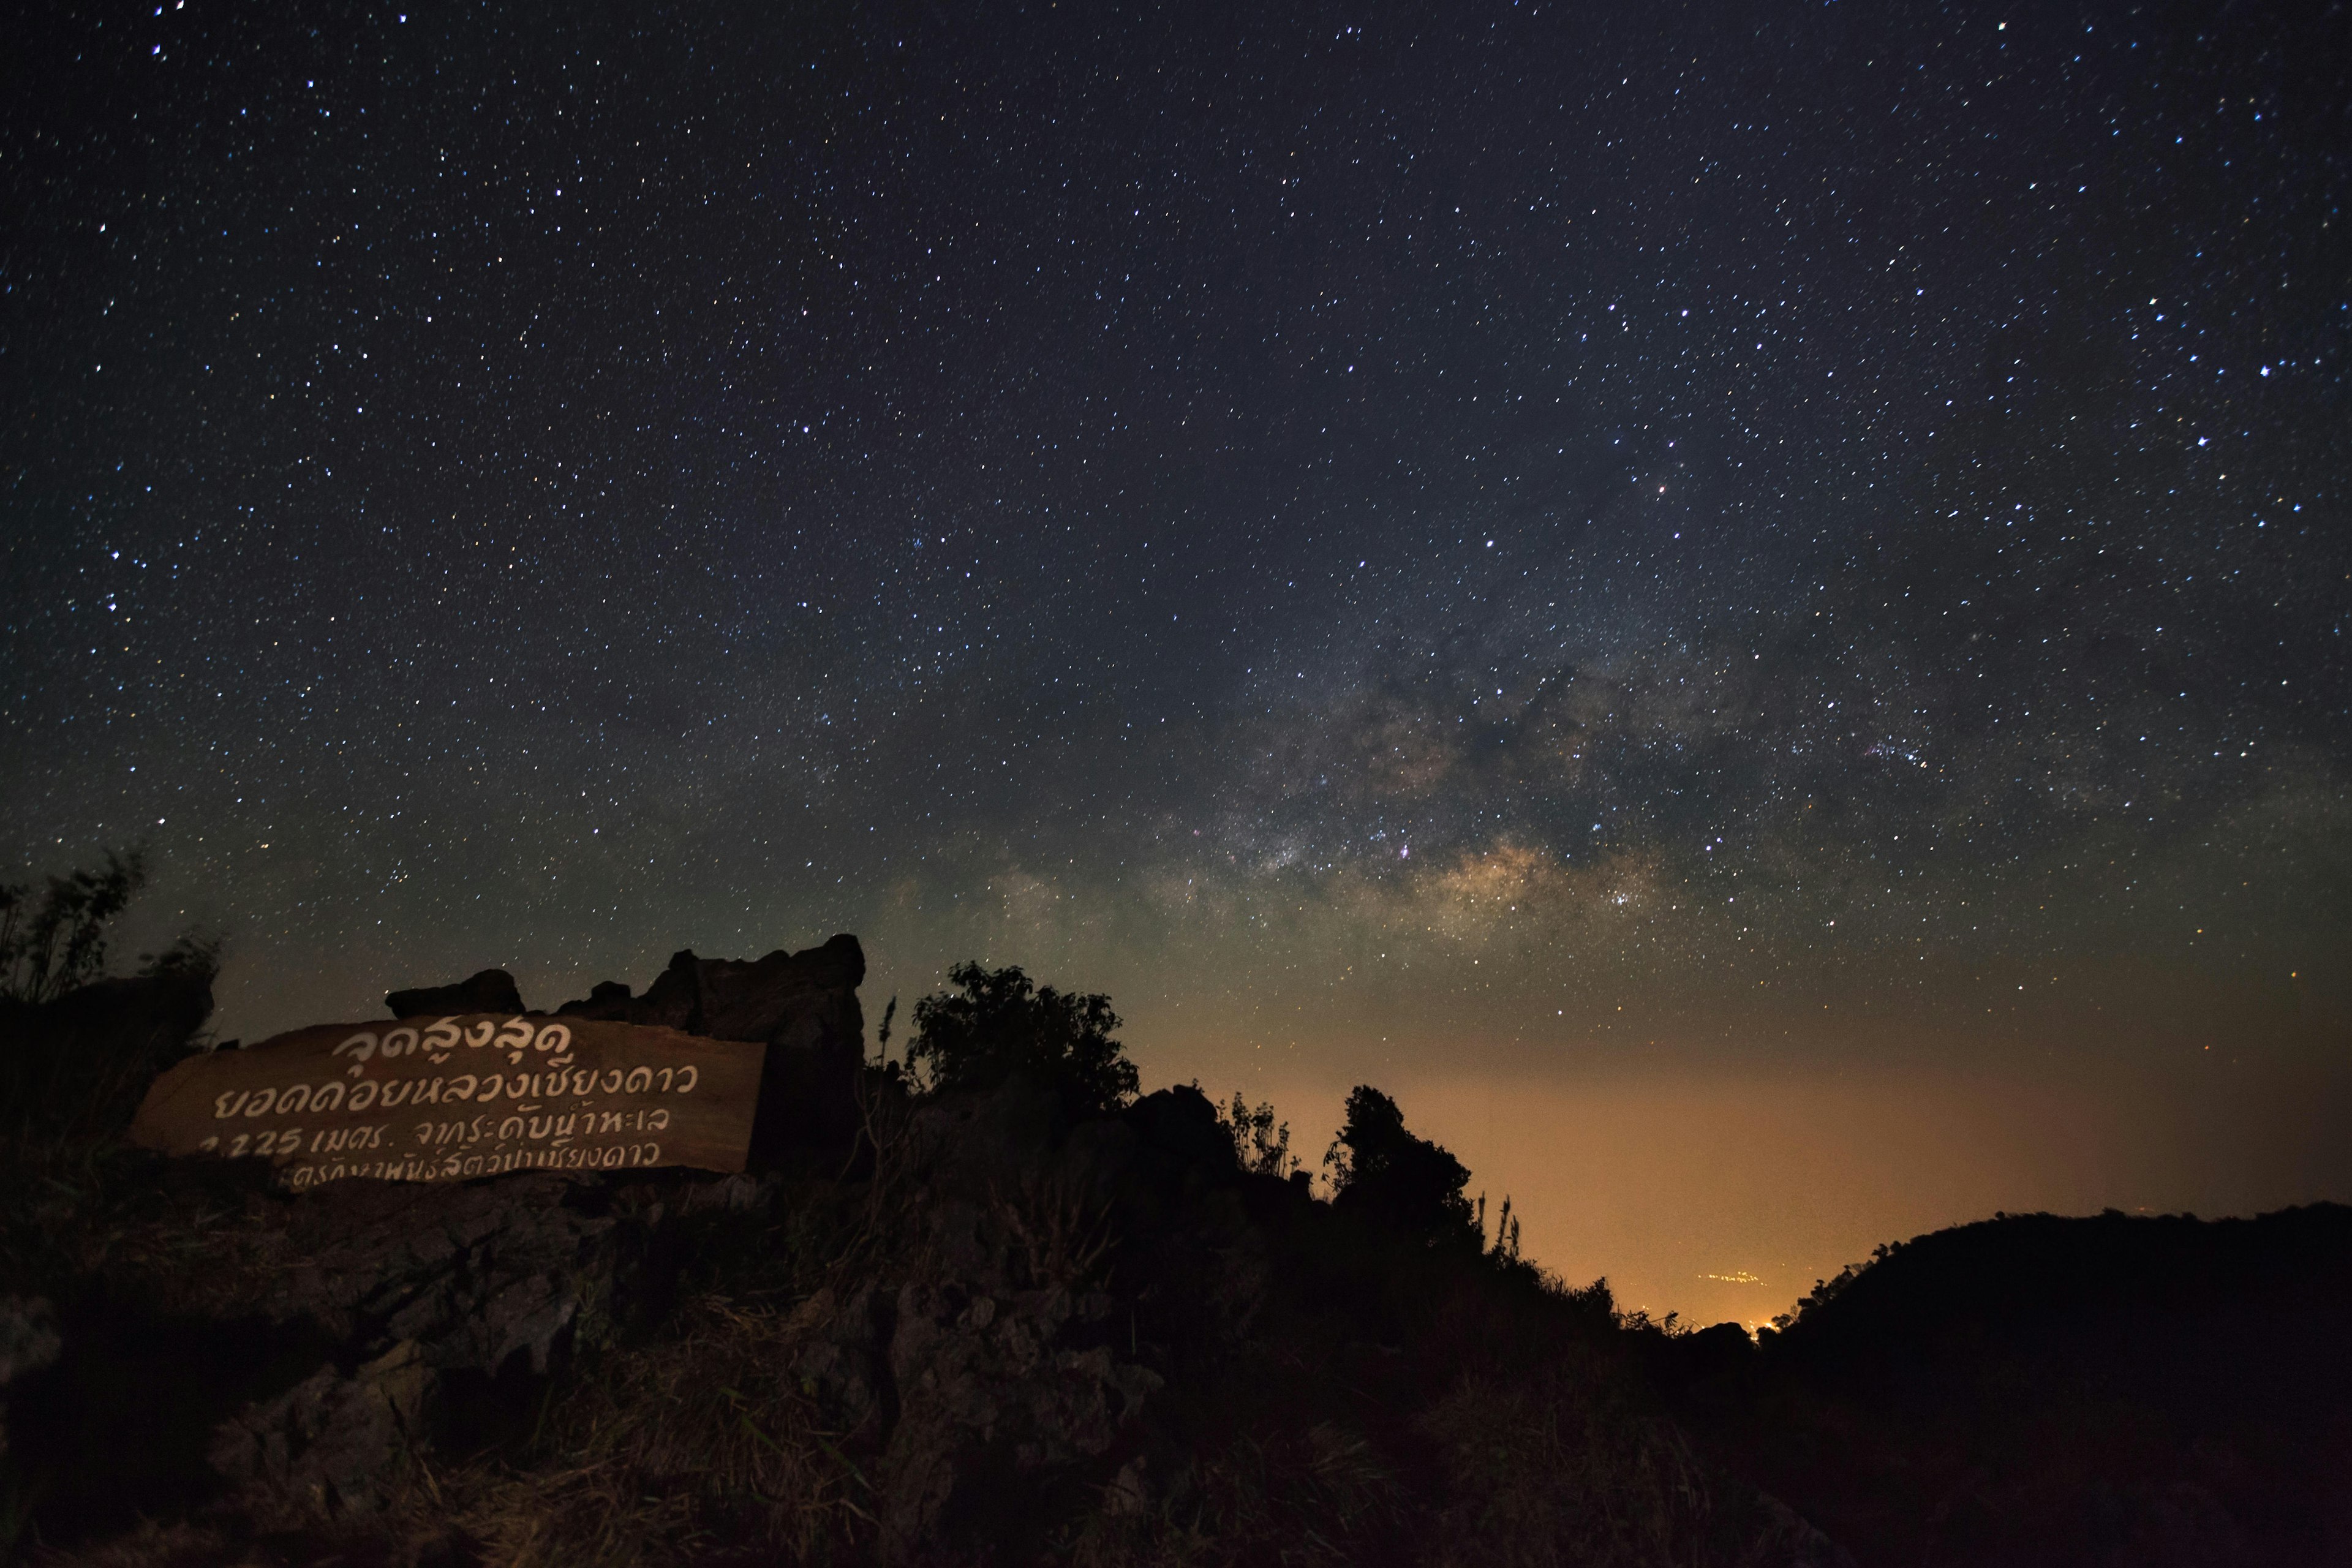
left=557, top=934, right=867, bottom=1169
left=384, top=968, right=526, bottom=1019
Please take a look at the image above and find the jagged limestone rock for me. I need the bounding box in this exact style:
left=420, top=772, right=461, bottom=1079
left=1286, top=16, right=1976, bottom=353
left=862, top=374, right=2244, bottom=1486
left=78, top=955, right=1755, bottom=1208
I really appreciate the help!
left=556, top=933, right=868, bottom=1167
left=208, top=1340, right=437, bottom=1513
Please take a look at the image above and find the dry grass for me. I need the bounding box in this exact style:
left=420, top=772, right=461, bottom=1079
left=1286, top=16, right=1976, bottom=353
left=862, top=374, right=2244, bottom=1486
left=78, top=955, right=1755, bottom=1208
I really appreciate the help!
left=1420, top=1353, right=1830, bottom=1568
left=992, top=1167, right=1117, bottom=1293
left=407, top=1095, right=937, bottom=1568
left=1064, top=1419, right=1409, bottom=1568
left=422, top=1118, right=1131, bottom=1567
left=394, top=1088, right=941, bottom=1567
left=1422, top=1364, right=1706, bottom=1568
left=421, top=1294, right=875, bottom=1567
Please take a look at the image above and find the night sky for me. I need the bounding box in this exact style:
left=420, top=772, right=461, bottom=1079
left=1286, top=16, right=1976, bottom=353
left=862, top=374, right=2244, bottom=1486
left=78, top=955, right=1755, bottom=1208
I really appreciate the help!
left=7, top=1, right=2348, bottom=1324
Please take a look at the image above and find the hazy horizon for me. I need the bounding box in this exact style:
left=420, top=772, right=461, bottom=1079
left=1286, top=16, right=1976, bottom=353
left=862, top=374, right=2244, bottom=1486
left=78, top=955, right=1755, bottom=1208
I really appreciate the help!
left=141, top=903, right=2346, bottom=1328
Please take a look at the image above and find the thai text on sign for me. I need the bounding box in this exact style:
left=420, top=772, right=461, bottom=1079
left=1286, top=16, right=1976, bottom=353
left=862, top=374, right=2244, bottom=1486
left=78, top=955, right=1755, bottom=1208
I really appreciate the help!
left=129, top=1014, right=766, bottom=1186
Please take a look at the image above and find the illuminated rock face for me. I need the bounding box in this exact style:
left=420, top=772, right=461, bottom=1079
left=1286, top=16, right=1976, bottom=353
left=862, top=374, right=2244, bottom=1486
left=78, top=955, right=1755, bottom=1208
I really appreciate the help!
left=555, top=933, right=869, bottom=1170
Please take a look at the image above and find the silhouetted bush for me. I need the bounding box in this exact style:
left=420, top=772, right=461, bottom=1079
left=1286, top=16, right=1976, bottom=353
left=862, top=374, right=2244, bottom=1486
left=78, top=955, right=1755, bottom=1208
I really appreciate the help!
left=903, top=960, right=1139, bottom=1114
left=0, top=850, right=146, bottom=1005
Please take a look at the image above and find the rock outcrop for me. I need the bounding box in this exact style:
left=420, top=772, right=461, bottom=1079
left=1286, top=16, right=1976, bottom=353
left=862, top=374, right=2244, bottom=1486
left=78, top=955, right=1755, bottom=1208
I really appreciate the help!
left=383, top=969, right=526, bottom=1020
left=557, top=933, right=868, bottom=1169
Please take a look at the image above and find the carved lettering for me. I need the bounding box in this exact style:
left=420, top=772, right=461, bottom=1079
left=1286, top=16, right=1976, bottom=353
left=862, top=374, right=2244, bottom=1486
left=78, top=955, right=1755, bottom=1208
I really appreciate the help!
left=133, top=1012, right=758, bottom=1189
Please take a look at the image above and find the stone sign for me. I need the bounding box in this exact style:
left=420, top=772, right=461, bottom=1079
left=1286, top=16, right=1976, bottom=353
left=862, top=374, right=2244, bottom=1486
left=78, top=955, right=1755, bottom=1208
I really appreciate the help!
left=127, top=1014, right=766, bottom=1187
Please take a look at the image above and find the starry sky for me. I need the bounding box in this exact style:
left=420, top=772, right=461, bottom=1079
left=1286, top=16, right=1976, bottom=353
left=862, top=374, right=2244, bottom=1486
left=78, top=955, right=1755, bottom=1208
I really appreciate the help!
left=6, top=0, right=2348, bottom=1323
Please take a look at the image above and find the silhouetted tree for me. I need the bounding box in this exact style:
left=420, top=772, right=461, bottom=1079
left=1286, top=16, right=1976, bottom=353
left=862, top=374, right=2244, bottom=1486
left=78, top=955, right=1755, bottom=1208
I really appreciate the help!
left=1218, top=1091, right=1297, bottom=1177
left=904, top=961, right=1138, bottom=1114
left=1324, top=1085, right=1479, bottom=1245
left=0, top=850, right=147, bottom=1005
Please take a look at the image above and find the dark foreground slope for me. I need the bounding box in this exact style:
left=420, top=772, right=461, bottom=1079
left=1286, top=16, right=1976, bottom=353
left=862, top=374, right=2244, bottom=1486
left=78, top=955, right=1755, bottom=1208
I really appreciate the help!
left=8, top=963, right=2350, bottom=1567
left=1646, top=1205, right=2352, bottom=1567
left=1, top=970, right=1839, bottom=1568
